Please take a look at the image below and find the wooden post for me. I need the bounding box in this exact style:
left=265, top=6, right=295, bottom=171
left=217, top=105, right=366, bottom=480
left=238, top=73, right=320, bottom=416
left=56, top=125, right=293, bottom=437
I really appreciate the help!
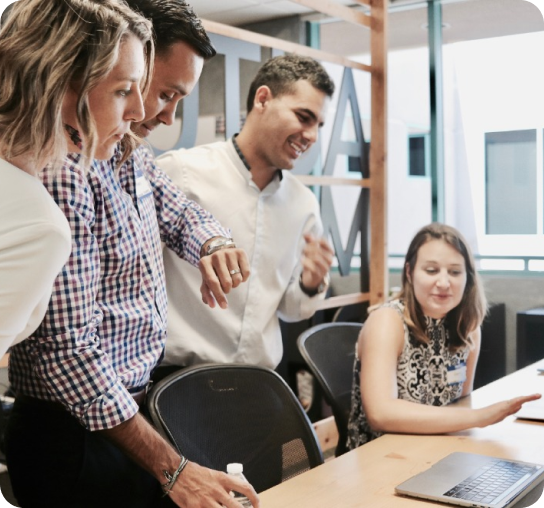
left=369, top=0, right=388, bottom=305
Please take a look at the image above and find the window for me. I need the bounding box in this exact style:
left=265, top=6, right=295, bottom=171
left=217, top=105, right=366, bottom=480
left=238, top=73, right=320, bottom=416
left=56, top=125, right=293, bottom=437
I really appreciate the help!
left=485, top=129, right=536, bottom=235
left=408, top=134, right=428, bottom=177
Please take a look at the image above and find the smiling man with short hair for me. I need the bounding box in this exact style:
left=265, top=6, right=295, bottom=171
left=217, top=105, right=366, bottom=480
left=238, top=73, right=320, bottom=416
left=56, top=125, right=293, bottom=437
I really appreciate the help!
left=156, top=54, right=335, bottom=373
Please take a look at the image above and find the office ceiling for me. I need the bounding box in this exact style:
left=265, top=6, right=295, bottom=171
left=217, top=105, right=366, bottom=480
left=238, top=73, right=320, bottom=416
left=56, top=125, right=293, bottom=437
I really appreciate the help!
left=191, top=0, right=354, bottom=26
left=191, top=0, right=544, bottom=55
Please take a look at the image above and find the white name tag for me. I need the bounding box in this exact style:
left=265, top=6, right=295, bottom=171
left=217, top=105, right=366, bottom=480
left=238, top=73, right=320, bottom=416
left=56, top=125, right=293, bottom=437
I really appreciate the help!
left=135, top=169, right=152, bottom=199
left=447, top=362, right=467, bottom=385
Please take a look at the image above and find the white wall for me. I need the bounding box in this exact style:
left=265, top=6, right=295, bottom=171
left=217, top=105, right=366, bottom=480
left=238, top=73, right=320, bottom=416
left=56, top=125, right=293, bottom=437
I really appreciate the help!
left=321, top=51, right=434, bottom=256
left=349, top=32, right=544, bottom=259
left=378, top=47, right=434, bottom=255
left=443, top=32, right=544, bottom=258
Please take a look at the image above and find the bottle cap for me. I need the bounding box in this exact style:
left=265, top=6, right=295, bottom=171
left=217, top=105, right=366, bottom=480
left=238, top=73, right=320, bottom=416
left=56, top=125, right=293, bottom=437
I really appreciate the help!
left=227, top=463, right=244, bottom=474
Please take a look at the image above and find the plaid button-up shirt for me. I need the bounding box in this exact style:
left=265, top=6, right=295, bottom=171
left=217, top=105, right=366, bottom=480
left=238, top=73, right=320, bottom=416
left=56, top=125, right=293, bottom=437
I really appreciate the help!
left=9, top=145, right=229, bottom=431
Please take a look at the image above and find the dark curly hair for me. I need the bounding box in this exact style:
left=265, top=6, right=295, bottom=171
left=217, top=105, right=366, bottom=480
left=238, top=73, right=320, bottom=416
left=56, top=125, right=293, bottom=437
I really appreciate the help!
left=125, top=0, right=216, bottom=58
left=246, top=54, right=335, bottom=112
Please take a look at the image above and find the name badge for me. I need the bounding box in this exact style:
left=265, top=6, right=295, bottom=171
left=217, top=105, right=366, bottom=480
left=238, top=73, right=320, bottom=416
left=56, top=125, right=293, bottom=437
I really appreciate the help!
left=135, top=169, right=152, bottom=199
left=447, top=362, right=467, bottom=385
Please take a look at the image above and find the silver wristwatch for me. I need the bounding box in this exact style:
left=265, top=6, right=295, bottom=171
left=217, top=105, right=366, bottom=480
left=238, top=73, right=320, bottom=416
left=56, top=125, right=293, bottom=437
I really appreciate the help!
left=299, top=273, right=330, bottom=297
left=203, top=237, right=236, bottom=256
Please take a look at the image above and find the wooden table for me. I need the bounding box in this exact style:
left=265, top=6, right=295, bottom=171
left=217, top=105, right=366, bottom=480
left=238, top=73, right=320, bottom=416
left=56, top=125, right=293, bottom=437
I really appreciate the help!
left=259, top=360, right=544, bottom=507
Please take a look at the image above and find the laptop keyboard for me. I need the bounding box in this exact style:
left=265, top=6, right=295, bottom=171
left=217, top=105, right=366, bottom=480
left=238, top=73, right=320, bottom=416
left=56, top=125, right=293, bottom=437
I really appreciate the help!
left=444, top=459, right=539, bottom=505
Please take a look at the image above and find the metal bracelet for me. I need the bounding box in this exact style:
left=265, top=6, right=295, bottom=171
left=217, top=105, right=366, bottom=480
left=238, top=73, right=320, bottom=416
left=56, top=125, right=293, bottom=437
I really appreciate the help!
left=204, top=237, right=236, bottom=256
left=161, top=455, right=189, bottom=497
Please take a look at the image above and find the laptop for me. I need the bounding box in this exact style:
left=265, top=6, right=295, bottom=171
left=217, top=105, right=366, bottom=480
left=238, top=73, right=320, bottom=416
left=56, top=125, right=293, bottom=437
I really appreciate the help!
left=395, top=452, right=544, bottom=508
left=516, top=398, right=544, bottom=422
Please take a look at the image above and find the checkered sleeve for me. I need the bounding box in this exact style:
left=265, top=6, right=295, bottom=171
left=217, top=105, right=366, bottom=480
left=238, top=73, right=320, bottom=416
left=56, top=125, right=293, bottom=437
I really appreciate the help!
left=138, top=146, right=230, bottom=266
left=28, top=158, right=139, bottom=431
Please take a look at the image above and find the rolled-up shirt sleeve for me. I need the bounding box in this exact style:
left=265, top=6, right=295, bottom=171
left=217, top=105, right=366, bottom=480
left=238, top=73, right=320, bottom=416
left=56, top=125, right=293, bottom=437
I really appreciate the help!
left=276, top=211, right=327, bottom=322
left=138, top=146, right=230, bottom=266
left=9, top=157, right=139, bottom=431
left=9, top=147, right=233, bottom=431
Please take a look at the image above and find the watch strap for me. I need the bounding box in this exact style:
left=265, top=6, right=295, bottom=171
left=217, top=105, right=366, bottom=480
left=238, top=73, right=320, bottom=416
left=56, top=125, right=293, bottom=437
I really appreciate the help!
left=299, top=273, right=329, bottom=297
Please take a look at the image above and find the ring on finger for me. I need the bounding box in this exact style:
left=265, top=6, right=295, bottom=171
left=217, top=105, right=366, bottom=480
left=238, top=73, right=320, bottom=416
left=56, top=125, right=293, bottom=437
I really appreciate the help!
left=229, top=269, right=241, bottom=276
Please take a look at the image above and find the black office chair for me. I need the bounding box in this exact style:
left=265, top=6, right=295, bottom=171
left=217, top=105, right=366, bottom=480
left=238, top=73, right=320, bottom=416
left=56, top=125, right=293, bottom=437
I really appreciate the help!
left=147, top=364, right=324, bottom=493
left=297, top=322, right=362, bottom=457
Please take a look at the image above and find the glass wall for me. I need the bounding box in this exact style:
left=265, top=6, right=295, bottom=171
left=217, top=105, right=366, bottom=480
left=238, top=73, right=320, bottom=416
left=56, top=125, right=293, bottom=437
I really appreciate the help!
left=485, top=129, right=536, bottom=235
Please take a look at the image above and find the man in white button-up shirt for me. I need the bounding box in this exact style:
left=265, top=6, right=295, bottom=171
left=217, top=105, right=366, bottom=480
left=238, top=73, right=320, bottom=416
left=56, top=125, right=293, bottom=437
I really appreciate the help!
left=157, top=54, right=335, bottom=371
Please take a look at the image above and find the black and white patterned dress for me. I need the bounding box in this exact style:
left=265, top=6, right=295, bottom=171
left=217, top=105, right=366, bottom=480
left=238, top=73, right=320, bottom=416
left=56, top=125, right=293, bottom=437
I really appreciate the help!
left=346, top=299, right=470, bottom=450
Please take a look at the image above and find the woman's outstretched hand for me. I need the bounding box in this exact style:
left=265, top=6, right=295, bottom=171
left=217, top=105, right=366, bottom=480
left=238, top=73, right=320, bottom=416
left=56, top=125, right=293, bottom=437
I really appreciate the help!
left=478, top=393, right=542, bottom=427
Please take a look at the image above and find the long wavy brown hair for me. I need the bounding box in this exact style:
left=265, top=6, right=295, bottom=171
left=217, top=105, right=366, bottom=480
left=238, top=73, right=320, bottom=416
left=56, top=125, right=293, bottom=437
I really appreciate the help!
left=0, top=0, right=154, bottom=171
left=395, top=223, right=487, bottom=350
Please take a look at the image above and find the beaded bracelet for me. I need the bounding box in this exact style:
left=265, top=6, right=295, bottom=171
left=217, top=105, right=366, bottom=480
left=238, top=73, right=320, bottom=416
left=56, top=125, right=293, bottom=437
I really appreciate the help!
left=161, top=455, right=189, bottom=497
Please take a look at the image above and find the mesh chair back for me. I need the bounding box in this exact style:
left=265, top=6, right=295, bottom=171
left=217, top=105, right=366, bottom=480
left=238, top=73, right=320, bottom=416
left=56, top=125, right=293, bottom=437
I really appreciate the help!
left=147, top=364, right=323, bottom=493
left=297, top=322, right=362, bottom=456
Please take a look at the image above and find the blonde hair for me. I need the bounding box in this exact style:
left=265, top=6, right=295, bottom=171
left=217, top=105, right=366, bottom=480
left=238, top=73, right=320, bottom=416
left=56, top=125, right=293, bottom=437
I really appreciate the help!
left=396, top=223, right=487, bottom=350
left=0, top=0, right=154, bottom=170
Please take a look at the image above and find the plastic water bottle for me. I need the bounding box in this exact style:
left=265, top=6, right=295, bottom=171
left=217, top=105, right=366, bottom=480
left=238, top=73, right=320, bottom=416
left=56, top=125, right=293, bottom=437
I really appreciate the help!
left=226, top=463, right=253, bottom=507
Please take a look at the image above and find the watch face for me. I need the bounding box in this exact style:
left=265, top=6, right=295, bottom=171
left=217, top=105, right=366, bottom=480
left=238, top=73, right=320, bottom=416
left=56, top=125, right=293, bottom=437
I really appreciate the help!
left=316, top=281, right=327, bottom=294
left=319, top=275, right=330, bottom=293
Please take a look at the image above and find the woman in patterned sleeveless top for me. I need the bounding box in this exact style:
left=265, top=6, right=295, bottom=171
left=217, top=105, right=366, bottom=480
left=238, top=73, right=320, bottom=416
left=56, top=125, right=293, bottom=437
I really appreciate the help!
left=347, top=223, right=540, bottom=450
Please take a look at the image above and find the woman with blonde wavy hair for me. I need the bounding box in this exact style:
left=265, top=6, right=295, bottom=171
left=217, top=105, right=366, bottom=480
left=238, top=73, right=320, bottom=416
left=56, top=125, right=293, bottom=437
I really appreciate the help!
left=347, top=222, right=540, bottom=450
left=0, top=0, right=153, bottom=356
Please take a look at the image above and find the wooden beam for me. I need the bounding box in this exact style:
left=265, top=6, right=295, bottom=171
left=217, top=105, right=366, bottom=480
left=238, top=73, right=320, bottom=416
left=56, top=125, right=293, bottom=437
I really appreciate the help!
left=295, top=176, right=371, bottom=187
left=289, top=0, right=371, bottom=28
left=202, top=19, right=372, bottom=73
left=369, top=0, right=388, bottom=306
left=352, top=0, right=371, bottom=6
left=315, top=292, right=370, bottom=311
